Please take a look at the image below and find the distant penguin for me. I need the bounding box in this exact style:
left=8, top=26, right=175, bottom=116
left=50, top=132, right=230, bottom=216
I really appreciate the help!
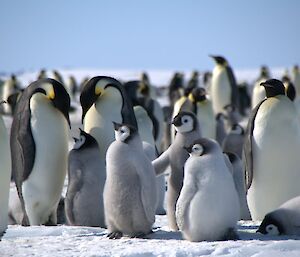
left=0, top=104, right=11, bottom=237
left=176, top=138, right=240, bottom=241
left=152, top=111, right=201, bottom=230
left=282, top=75, right=296, bottom=101
left=1, top=74, right=21, bottom=115
left=251, top=66, right=270, bottom=109
left=65, top=129, right=106, bottom=227
left=37, top=69, right=47, bottom=80
left=244, top=79, right=300, bottom=220
left=215, top=113, right=227, bottom=146
left=292, top=65, right=300, bottom=98
left=168, top=72, right=184, bottom=108
left=80, top=76, right=137, bottom=165
left=10, top=78, right=70, bottom=225
left=190, top=87, right=216, bottom=139
left=65, top=75, right=77, bottom=101
left=257, top=195, right=300, bottom=236
left=237, top=82, right=251, bottom=116
left=52, top=70, right=64, bottom=84
left=222, top=104, right=241, bottom=132
left=104, top=122, right=157, bottom=239
left=209, top=55, right=239, bottom=116
left=222, top=124, right=245, bottom=158
left=203, top=71, right=212, bottom=97
left=133, top=106, right=166, bottom=215
left=186, top=70, right=199, bottom=93
left=225, top=152, right=251, bottom=220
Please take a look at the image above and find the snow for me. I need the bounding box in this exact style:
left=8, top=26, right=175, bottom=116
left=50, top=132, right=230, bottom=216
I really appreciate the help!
left=1, top=68, right=299, bottom=257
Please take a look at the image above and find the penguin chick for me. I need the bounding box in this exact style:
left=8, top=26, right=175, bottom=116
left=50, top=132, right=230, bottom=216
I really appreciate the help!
left=257, top=195, right=300, bottom=236
left=225, top=152, right=251, bottom=220
left=104, top=122, right=157, bottom=239
left=222, top=124, right=245, bottom=158
left=65, top=129, right=106, bottom=227
left=10, top=78, right=70, bottom=226
left=176, top=138, right=240, bottom=242
left=152, top=111, right=201, bottom=230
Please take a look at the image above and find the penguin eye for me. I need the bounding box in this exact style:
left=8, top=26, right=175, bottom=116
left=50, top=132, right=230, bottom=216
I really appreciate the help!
left=182, top=116, right=189, bottom=123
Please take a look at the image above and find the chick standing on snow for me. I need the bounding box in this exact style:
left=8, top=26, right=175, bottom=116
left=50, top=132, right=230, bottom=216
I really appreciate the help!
left=176, top=138, right=240, bottom=242
left=104, top=122, right=157, bottom=239
left=65, top=129, right=106, bottom=227
left=152, top=111, right=201, bottom=230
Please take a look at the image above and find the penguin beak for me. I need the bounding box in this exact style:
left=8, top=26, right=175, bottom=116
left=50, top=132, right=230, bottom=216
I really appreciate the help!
left=172, top=116, right=182, bottom=127
left=0, top=100, right=7, bottom=105
left=113, top=121, right=122, bottom=131
left=51, top=84, right=71, bottom=129
left=80, top=78, right=100, bottom=123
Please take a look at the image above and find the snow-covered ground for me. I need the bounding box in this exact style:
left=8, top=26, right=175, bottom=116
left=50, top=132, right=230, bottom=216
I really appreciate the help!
left=1, top=68, right=300, bottom=257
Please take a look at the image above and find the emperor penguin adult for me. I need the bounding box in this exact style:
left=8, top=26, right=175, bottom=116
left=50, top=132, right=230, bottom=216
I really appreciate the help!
left=65, top=129, right=106, bottom=227
left=291, top=65, right=300, bottom=98
left=190, top=87, right=216, bottom=139
left=10, top=78, right=70, bottom=226
left=209, top=55, right=239, bottom=116
left=1, top=74, right=21, bottom=115
left=251, top=66, right=270, bottom=109
left=80, top=76, right=137, bottom=160
left=244, top=79, right=300, bottom=221
left=257, top=195, right=300, bottom=236
left=0, top=102, right=11, bottom=237
left=152, top=111, right=202, bottom=230
left=104, top=122, right=157, bottom=239
left=176, top=138, right=240, bottom=242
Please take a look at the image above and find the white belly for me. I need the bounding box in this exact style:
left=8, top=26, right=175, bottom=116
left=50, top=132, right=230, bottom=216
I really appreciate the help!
left=196, top=101, right=216, bottom=139
left=248, top=97, right=300, bottom=220
left=0, top=115, right=11, bottom=233
left=251, top=81, right=266, bottom=109
left=211, top=67, right=231, bottom=115
left=23, top=95, right=69, bottom=225
left=84, top=98, right=122, bottom=158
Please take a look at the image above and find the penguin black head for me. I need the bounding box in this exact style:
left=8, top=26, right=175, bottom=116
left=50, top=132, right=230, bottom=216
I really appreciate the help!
left=260, top=66, right=270, bottom=78
left=231, top=124, right=244, bottom=135
left=113, top=122, right=137, bottom=143
left=209, top=55, right=228, bottom=65
left=172, top=111, right=198, bottom=133
left=80, top=76, right=124, bottom=123
left=73, top=129, right=98, bottom=150
left=257, top=213, right=285, bottom=236
left=260, top=79, right=285, bottom=98
left=189, top=87, right=207, bottom=102
left=184, top=138, right=215, bottom=157
left=31, top=78, right=71, bottom=127
left=123, top=80, right=140, bottom=105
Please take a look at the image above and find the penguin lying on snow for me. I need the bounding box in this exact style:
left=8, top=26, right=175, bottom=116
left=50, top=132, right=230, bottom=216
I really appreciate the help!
left=258, top=195, right=300, bottom=236
left=176, top=138, right=240, bottom=242
left=65, top=129, right=106, bottom=227
left=104, top=122, right=157, bottom=239
left=152, top=111, right=201, bottom=230
left=10, top=78, right=70, bottom=226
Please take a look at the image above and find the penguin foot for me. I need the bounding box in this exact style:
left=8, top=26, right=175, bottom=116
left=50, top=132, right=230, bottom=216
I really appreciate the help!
left=108, top=231, right=123, bottom=239
left=131, top=230, right=154, bottom=239
left=222, top=228, right=239, bottom=241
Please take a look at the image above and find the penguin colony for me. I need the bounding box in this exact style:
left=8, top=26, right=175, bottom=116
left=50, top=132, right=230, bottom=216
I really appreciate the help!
left=2, top=61, right=300, bottom=242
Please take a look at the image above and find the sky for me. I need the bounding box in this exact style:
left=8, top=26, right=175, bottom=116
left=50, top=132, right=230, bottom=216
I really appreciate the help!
left=0, top=0, right=299, bottom=73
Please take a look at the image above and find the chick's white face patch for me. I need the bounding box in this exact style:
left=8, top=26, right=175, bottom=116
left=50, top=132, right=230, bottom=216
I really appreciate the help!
left=73, top=135, right=86, bottom=150
left=265, top=224, right=280, bottom=236
left=175, top=115, right=194, bottom=133
left=191, top=144, right=204, bottom=156
left=115, top=125, right=130, bottom=142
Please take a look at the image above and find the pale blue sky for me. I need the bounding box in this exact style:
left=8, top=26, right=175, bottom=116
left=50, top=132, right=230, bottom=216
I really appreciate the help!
left=0, top=0, right=299, bottom=73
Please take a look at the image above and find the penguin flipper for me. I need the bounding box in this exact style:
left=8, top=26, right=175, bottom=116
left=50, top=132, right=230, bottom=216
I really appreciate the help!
left=226, top=66, right=238, bottom=108
left=243, top=99, right=266, bottom=189
left=152, top=149, right=170, bottom=176
left=65, top=164, right=84, bottom=225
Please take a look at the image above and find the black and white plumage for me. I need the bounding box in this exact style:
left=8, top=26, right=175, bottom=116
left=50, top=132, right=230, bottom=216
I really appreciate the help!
left=10, top=78, right=70, bottom=226
left=244, top=79, right=300, bottom=220
left=104, top=122, right=157, bottom=239
left=65, top=129, right=106, bottom=227
left=222, top=124, right=245, bottom=158
left=210, top=55, right=239, bottom=116
left=176, top=138, right=240, bottom=241
left=258, top=195, right=300, bottom=236
left=152, top=111, right=201, bottom=230
left=80, top=76, right=137, bottom=159
left=0, top=108, right=11, bottom=238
